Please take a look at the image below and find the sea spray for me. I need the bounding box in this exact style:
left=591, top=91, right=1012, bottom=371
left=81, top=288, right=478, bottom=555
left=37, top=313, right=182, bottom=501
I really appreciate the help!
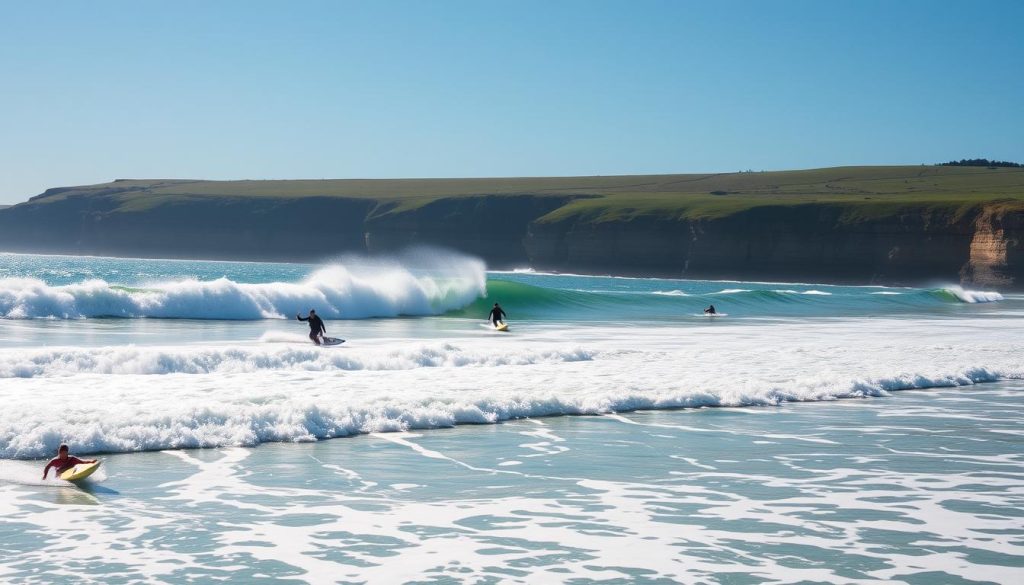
left=0, top=248, right=487, bottom=320
left=933, top=285, right=1004, bottom=304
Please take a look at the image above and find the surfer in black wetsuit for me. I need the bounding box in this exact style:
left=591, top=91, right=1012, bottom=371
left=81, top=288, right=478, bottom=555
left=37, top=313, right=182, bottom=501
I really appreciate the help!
left=704, top=304, right=717, bottom=315
left=488, top=303, right=507, bottom=327
left=297, top=309, right=326, bottom=345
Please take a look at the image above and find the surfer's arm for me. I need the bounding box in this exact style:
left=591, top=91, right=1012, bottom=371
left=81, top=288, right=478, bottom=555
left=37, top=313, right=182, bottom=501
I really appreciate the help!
left=42, top=458, right=57, bottom=479
left=297, top=315, right=309, bottom=321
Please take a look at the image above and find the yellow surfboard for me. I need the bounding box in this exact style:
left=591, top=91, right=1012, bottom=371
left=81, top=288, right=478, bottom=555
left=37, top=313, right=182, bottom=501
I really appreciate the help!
left=60, top=461, right=101, bottom=482
left=495, top=322, right=509, bottom=332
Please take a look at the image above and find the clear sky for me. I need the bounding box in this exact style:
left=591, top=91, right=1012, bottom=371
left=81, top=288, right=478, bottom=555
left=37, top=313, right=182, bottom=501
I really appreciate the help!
left=1, top=0, right=1021, bottom=203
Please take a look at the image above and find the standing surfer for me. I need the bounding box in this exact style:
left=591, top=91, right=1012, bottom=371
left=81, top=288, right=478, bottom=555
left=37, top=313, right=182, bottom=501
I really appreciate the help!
left=488, top=302, right=507, bottom=327
left=704, top=305, right=717, bottom=315
left=297, top=309, right=327, bottom=345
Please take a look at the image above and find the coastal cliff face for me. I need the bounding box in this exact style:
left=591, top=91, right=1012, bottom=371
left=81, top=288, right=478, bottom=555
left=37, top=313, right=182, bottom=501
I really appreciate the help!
left=0, top=193, right=374, bottom=261
left=363, top=195, right=575, bottom=266
left=524, top=205, right=1015, bottom=286
left=1, top=169, right=1023, bottom=288
left=961, top=208, right=1023, bottom=287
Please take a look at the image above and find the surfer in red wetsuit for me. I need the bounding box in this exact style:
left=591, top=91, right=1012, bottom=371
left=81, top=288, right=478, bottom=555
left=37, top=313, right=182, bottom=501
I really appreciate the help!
left=42, top=444, right=96, bottom=479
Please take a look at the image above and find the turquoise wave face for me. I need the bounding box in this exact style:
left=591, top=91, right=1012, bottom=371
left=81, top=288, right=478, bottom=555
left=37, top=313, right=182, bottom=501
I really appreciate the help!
left=0, top=252, right=1011, bottom=322
left=450, top=273, right=1010, bottom=322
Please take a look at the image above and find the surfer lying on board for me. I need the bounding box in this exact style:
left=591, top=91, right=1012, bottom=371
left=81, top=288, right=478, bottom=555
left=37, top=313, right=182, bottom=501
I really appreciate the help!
left=704, top=305, right=717, bottom=315
left=42, top=444, right=97, bottom=480
left=296, top=309, right=327, bottom=345
left=488, top=302, right=507, bottom=327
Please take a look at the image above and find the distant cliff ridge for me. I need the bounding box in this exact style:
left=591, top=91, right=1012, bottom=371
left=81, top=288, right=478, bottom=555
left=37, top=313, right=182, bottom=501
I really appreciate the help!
left=1, top=166, right=1022, bottom=289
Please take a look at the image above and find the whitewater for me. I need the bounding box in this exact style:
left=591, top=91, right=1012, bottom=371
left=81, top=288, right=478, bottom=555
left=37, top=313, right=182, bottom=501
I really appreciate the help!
left=3, top=251, right=1023, bottom=583
left=0, top=250, right=1020, bottom=458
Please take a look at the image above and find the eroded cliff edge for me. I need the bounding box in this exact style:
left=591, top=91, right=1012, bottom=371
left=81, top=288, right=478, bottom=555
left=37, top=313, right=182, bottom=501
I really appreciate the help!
left=1, top=167, right=1022, bottom=288
left=525, top=203, right=1023, bottom=287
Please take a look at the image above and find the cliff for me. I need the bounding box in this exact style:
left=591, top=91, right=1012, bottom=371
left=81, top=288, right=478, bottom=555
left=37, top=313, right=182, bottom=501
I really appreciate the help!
left=526, top=203, right=1000, bottom=284
left=1, top=167, right=1022, bottom=288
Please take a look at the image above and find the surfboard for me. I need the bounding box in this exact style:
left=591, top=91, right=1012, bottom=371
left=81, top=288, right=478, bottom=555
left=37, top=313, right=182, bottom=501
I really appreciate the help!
left=322, top=337, right=345, bottom=346
left=495, top=322, right=509, bottom=332
left=60, top=461, right=101, bottom=482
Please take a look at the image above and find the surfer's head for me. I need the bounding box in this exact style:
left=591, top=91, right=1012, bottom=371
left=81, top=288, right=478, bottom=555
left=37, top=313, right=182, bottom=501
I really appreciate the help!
left=57, top=444, right=69, bottom=456
left=309, top=309, right=316, bottom=315
left=493, top=303, right=499, bottom=307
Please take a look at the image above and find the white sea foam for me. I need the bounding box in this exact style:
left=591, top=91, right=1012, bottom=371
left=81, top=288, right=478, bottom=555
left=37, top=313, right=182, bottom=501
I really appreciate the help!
left=0, top=249, right=486, bottom=320
left=0, top=344, right=597, bottom=378
left=2, top=317, right=1022, bottom=458
left=941, top=285, right=1004, bottom=303
left=651, top=290, right=689, bottom=296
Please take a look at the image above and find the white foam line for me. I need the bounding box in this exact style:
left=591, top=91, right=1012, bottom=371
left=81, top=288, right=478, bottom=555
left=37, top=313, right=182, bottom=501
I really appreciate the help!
left=758, top=432, right=837, bottom=445
left=602, top=413, right=717, bottom=433
left=518, top=420, right=569, bottom=457
left=603, top=413, right=837, bottom=444
left=371, top=432, right=523, bottom=477
left=371, top=430, right=588, bottom=485
left=670, top=456, right=717, bottom=471
left=307, top=454, right=363, bottom=481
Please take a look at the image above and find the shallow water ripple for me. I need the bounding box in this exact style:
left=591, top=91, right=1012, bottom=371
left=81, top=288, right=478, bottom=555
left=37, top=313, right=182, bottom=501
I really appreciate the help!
left=2, top=384, right=1023, bottom=583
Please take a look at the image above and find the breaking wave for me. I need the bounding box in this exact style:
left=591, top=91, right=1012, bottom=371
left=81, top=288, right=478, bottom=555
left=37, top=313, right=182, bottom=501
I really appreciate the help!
left=1, top=360, right=1019, bottom=458
left=449, top=280, right=1005, bottom=321
left=931, top=285, right=1004, bottom=304
left=0, top=344, right=598, bottom=378
left=0, top=249, right=486, bottom=320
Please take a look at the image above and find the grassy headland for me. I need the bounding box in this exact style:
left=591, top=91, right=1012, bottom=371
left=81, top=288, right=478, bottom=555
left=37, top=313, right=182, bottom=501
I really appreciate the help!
left=4, top=166, right=1024, bottom=287
left=23, top=165, right=1024, bottom=220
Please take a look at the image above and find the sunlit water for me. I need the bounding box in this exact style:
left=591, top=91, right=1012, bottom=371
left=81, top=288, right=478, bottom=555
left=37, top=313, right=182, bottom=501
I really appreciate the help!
left=0, top=251, right=1021, bottom=583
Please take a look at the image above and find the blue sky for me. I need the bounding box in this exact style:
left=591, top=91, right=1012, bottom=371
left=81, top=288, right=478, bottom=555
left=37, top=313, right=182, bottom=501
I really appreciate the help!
left=1, top=0, right=1021, bottom=203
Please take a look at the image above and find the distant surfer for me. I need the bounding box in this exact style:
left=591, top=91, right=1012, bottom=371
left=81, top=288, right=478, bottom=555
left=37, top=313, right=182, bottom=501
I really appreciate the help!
left=42, top=444, right=97, bottom=480
left=488, top=302, right=507, bottom=327
left=704, top=304, right=717, bottom=315
left=297, top=309, right=327, bottom=345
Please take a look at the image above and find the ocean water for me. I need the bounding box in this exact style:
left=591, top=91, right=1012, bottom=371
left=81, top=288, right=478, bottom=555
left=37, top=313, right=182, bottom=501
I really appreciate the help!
left=0, top=250, right=1022, bottom=584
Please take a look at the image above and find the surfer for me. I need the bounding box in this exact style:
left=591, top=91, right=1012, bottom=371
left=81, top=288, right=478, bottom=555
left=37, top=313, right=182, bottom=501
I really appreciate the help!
left=42, top=444, right=97, bottom=480
left=704, top=304, right=717, bottom=315
left=488, top=302, right=507, bottom=327
left=296, top=309, right=327, bottom=345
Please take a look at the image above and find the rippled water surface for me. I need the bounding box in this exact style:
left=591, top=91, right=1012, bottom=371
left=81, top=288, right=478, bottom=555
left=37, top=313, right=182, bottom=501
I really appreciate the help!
left=1, top=252, right=1022, bottom=583
left=2, top=384, right=1022, bottom=583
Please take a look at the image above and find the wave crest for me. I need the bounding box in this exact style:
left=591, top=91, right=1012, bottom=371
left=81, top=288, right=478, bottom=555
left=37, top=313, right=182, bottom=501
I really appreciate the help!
left=0, top=344, right=598, bottom=378
left=0, top=249, right=486, bottom=320
left=934, top=286, right=1004, bottom=304
left=1, top=362, right=1018, bottom=458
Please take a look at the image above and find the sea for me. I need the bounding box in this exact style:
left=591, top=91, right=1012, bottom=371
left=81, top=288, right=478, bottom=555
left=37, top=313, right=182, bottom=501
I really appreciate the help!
left=0, top=249, right=1021, bottom=584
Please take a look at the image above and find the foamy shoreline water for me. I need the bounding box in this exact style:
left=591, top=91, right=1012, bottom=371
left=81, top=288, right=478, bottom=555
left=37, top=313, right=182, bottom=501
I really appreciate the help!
left=2, top=253, right=1023, bottom=583
left=2, top=317, right=1022, bottom=459
left=2, top=383, right=1022, bottom=583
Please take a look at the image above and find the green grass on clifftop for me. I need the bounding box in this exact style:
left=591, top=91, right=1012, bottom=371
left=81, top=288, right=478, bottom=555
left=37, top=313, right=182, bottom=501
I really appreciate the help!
left=20, top=166, right=1024, bottom=222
